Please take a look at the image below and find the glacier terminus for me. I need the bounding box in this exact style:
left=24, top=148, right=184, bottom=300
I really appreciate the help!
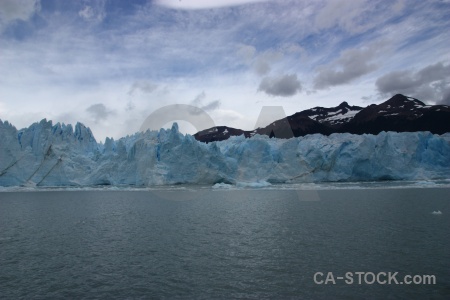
left=0, top=119, right=449, bottom=187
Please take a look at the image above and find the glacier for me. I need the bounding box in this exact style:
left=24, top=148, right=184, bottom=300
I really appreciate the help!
left=0, top=119, right=449, bottom=187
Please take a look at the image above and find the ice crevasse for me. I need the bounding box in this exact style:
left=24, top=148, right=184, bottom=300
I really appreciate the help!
left=0, top=119, right=449, bottom=187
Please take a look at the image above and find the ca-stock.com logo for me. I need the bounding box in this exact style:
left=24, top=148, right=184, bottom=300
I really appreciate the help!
left=139, top=104, right=322, bottom=202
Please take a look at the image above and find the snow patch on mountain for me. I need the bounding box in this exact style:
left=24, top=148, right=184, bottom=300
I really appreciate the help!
left=305, top=102, right=363, bottom=126
left=322, top=109, right=360, bottom=122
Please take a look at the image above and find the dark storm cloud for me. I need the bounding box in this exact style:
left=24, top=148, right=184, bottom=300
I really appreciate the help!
left=376, top=70, right=415, bottom=94
left=86, top=103, right=114, bottom=122
left=258, top=74, right=302, bottom=97
left=376, top=62, right=450, bottom=103
left=313, top=47, right=378, bottom=90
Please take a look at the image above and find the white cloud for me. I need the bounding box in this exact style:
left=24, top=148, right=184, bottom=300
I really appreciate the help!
left=315, top=0, right=367, bottom=32
left=78, top=0, right=106, bottom=22
left=154, top=0, right=268, bottom=10
left=314, top=0, right=405, bottom=34
left=79, top=6, right=95, bottom=19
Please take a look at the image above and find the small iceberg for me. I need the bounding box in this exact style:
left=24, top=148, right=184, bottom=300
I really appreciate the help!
left=431, top=210, right=442, bottom=215
left=212, top=183, right=234, bottom=189
left=236, top=181, right=271, bottom=188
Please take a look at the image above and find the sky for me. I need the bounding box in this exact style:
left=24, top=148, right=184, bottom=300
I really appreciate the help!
left=0, top=0, right=449, bottom=141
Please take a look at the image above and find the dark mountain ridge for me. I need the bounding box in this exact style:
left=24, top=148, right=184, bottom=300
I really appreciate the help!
left=194, top=94, right=450, bottom=143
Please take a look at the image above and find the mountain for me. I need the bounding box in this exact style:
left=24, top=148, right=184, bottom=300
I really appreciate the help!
left=341, top=94, right=450, bottom=134
left=288, top=101, right=364, bottom=128
left=192, top=126, right=249, bottom=143
left=194, top=94, right=450, bottom=143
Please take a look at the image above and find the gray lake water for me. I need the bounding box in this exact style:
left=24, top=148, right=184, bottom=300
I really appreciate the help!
left=0, top=188, right=449, bottom=299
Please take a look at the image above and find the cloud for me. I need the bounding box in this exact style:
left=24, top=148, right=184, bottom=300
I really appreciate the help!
left=253, top=59, right=271, bottom=76
left=191, top=91, right=206, bottom=106
left=201, top=100, right=221, bottom=111
left=314, top=0, right=405, bottom=34
left=0, top=0, right=40, bottom=30
left=125, top=101, right=135, bottom=111
left=128, top=81, right=158, bottom=95
left=154, top=0, right=268, bottom=10
left=77, top=0, right=106, bottom=22
left=441, top=87, right=450, bottom=105
left=375, top=62, right=450, bottom=103
left=313, top=47, right=379, bottom=90
left=258, top=74, right=302, bottom=97
left=78, top=4, right=105, bottom=22
left=237, top=45, right=283, bottom=76
left=79, top=6, right=94, bottom=19
left=376, top=70, right=415, bottom=94
left=0, top=101, right=8, bottom=116
left=190, top=91, right=221, bottom=112
left=86, top=103, right=114, bottom=123
left=1, top=0, right=449, bottom=140
left=252, top=51, right=282, bottom=76
left=237, top=45, right=256, bottom=63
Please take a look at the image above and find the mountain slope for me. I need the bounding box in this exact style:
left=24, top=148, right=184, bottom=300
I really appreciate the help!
left=341, top=94, right=450, bottom=134
left=293, top=101, right=363, bottom=128
left=194, top=94, right=450, bottom=142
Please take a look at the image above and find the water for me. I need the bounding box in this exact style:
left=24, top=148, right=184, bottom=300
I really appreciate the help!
left=0, top=188, right=449, bottom=299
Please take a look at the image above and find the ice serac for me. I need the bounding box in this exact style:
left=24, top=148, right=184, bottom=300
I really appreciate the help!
left=0, top=119, right=99, bottom=186
left=0, top=119, right=449, bottom=186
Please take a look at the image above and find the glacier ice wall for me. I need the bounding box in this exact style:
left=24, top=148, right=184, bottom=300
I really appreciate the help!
left=1, top=119, right=449, bottom=186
